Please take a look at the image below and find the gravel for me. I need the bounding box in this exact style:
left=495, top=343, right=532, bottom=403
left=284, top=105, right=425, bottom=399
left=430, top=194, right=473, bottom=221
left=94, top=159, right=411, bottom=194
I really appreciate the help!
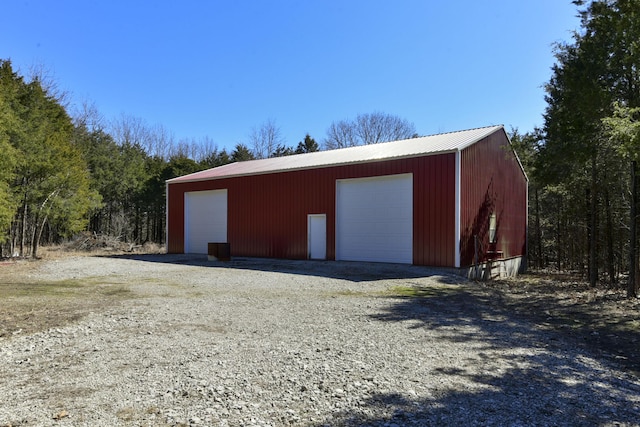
left=1, top=254, right=639, bottom=426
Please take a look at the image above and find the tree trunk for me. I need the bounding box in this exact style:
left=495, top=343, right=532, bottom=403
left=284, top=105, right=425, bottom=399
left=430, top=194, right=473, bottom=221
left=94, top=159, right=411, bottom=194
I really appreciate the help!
left=20, top=196, right=27, bottom=257
left=557, top=194, right=562, bottom=271
left=134, top=206, right=141, bottom=244
left=145, top=211, right=151, bottom=244
left=32, top=215, right=48, bottom=259
left=586, top=187, right=592, bottom=280
left=30, top=211, right=39, bottom=259
left=605, top=189, right=616, bottom=284
left=10, top=214, right=18, bottom=256
left=589, top=157, right=598, bottom=287
left=629, top=160, right=637, bottom=298
left=535, top=187, right=543, bottom=268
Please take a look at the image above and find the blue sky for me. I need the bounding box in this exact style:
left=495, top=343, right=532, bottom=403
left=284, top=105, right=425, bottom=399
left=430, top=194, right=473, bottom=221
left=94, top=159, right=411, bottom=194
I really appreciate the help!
left=2, top=1, right=580, bottom=152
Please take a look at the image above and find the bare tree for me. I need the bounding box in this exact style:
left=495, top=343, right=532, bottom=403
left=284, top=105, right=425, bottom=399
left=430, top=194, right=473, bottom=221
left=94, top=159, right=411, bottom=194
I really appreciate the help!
left=169, top=136, right=221, bottom=163
left=110, top=114, right=152, bottom=148
left=248, top=118, right=284, bottom=159
left=324, top=112, right=416, bottom=149
left=195, top=136, right=221, bottom=163
left=356, top=112, right=416, bottom=144
left=72, top=100, right=106, bottom=132
left=325, top=120, right=359, bottom=149
left=148, top=124, right=175, bottom=159
left=171, top=138, right=199, bottom=160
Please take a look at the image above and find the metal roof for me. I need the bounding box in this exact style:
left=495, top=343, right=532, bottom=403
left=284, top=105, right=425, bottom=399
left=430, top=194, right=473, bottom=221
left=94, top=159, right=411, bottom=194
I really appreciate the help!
left=167, top=125, right=504, bottom=183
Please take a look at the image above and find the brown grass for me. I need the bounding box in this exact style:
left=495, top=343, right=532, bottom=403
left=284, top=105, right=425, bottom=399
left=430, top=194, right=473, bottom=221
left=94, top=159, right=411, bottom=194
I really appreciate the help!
left=0, top=251, right=135, bottom=337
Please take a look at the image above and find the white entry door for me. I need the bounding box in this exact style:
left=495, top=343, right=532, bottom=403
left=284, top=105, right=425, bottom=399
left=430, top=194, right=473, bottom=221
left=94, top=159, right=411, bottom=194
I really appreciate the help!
left=184, top=189, right=228, bottom=254
left=308, top=214, right=327, bottom=260
left=336, top=174, right=413, bottom=263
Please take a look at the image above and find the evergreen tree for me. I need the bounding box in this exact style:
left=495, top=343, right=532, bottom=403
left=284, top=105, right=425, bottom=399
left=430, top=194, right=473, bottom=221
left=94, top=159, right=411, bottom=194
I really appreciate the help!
left=270, top=144, right=294, bottom=157
left=602, top=104, right=640, bottom=296
left=231, top=144, right=255, bottom=162
left=295, top=134, right=319, bottom=154
left=0, top=112, right=18, bottom=248
left=541, top=0, right=640, bottom=288
left=0, top=60, right=98, bottom=257
left=199, top=148, right=231, bottom=169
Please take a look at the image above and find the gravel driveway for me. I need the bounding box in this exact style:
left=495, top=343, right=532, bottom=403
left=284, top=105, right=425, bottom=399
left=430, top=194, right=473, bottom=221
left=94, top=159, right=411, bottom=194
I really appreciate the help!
left=1, top=255, right=639, bottom=426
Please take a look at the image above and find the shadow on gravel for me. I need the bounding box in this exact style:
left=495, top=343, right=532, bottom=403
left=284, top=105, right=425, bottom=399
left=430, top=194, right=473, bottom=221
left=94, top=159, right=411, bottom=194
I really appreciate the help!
left=484, top=288, right=640, bottom=376
left=312, top=288, right=640, bottom=426
left=103, top=253, right=460, bottom=283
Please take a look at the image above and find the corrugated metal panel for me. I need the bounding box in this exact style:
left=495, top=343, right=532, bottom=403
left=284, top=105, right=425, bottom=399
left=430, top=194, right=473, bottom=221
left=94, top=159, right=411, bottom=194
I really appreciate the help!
left=413, top=154, right=457, bottom=267
left=459, top=130, right=528, bottom=267
left=167, top=125, right=503, bottom=184
left=166, top=184, right=185, bottom=253
left=167, top=154, right=458, bottom=267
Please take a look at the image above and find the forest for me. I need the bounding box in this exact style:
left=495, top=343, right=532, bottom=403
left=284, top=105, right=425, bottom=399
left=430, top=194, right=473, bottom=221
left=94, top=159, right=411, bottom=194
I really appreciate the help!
left=0, top=0, right=638, bottom=296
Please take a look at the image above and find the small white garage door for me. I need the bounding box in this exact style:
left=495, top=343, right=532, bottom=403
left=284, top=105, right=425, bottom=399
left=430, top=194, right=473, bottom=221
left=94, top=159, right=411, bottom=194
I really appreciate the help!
left=336, top=174, right=413, bottom=263
left=184, top=189, right=227, bottom=254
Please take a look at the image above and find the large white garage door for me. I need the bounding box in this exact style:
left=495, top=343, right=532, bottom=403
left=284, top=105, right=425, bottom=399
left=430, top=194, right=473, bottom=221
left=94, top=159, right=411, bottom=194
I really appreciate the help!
left=184, top=189, right=227, bottom=254
left=336, top=174, right=413, bottom=263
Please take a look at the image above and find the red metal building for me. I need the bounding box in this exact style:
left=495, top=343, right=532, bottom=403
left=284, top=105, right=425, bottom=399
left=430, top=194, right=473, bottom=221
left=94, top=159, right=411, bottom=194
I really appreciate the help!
left=166, top=125, right=528, bottom=275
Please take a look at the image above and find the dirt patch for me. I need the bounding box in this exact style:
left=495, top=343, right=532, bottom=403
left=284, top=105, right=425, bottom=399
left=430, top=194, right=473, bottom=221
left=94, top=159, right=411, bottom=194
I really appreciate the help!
left=0, top=254, right=134, bottom=337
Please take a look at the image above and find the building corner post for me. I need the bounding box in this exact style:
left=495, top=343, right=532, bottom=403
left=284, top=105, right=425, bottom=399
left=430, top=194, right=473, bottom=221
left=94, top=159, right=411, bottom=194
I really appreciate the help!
left=454, top=150, right=461, bottom=268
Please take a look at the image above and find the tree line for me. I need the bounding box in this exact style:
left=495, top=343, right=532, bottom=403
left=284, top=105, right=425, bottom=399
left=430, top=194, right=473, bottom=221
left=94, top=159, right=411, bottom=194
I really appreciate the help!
left=1, top=0, right=638, bottom=297
left=514, top=0, right=639, bottom=297
left=0, top=62, right=415, bottom=258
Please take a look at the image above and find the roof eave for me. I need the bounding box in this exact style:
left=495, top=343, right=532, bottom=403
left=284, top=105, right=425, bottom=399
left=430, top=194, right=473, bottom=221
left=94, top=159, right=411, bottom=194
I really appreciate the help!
left=166, top=149, right=459, bottom=185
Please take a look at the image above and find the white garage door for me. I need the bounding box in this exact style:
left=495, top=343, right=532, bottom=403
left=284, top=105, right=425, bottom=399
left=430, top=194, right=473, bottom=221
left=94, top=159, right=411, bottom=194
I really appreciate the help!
left=184, top=189, right=227, bottom=254
left=336, top=174, right=413, bottom=263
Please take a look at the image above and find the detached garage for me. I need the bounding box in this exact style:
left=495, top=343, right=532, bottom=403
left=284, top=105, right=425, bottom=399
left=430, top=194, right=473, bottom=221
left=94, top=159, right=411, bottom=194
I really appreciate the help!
left=166, top=125, right=528, bottom=276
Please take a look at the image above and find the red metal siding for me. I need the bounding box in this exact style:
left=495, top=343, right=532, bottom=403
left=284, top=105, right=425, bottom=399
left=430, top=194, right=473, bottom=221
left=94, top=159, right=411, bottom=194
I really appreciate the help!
left=166, top=184, right=185, bottom=254
left=167, top=154, right=458, bottom=266
left=459, top=131, right=528, bottom=267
